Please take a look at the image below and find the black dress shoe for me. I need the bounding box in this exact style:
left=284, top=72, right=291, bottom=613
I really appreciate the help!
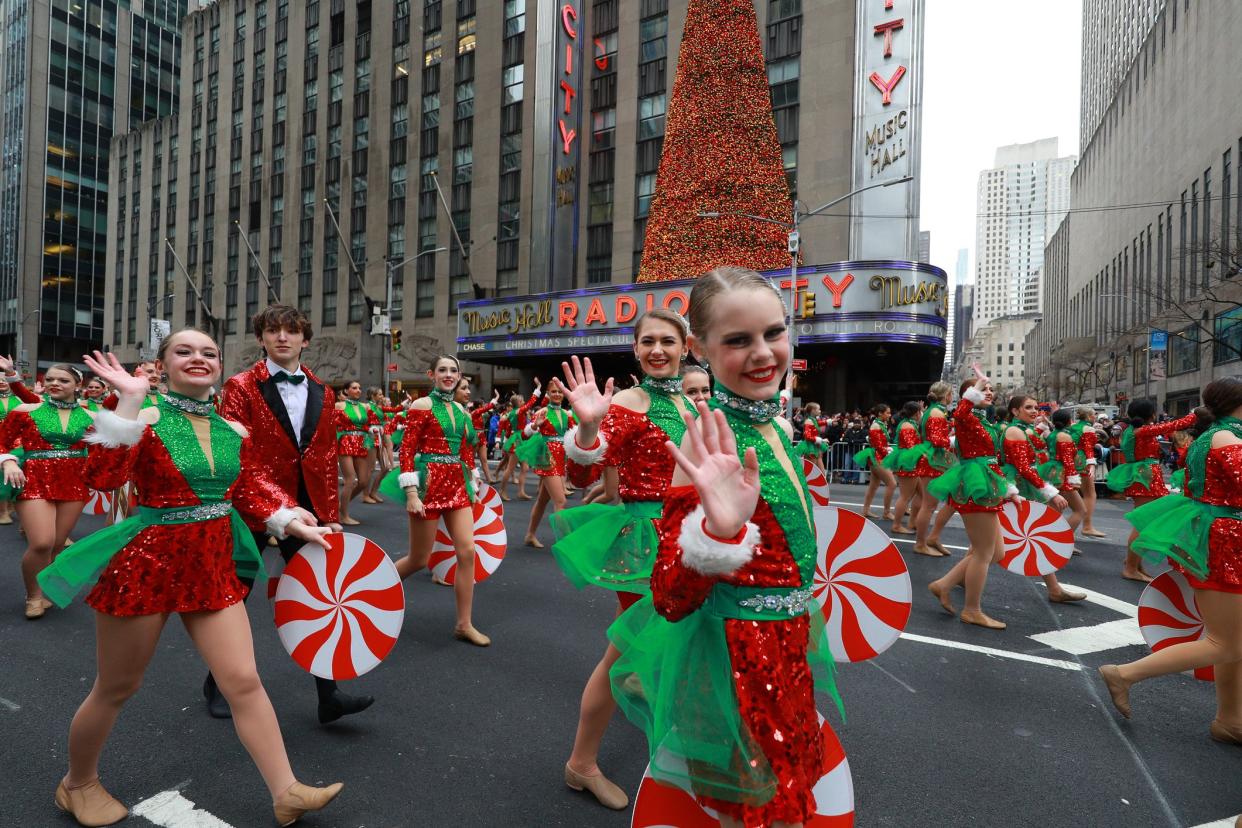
left=318, top=692, right=374, bottom=724
left=203, top=674, right=233, bottom=720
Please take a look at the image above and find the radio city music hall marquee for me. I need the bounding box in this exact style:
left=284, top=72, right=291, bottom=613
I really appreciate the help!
left=456, top=261, right=947, bottom=359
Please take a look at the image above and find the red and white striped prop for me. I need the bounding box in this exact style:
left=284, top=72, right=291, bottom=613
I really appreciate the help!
left=630, top=713, right=854, bottom=827
left=84, top=489, right=114, bottom=516
left=274, top=533, right=404, bottom=680
left=1138, top=571, right=1214, bottom=682
left=428, top=488, right=508, bottom=585
left=803, top=457, right=831, bottom=508
left=998, top=500, right=1074, bottom=576
left=812, top=506, right=911, bottom=663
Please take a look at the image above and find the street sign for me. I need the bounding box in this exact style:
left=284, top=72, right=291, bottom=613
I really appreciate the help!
left=149, top=318, right=170, bottom=354
left=1149, top=329, right=1168, bottom=351
left=387, top=363, right=398, bottom=373
left=792, top=358, right=808, bottom=371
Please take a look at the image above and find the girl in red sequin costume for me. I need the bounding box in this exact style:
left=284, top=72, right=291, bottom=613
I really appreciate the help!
left=913, top=381, right=954, bottom=556
left=1100, top=379, right=1242, bottom=745
left=926, top=374, right=1016, bottom=630
left=335, top=380, right=380, bottom=525
left=520, top=379, right=577, bottom=548
left=886, top=400, right=924, bottom=536
left=36, top=333, right=340, bottom=828
left=0, top=363, right=95, bottom=619
left=497, top=380, right=542, bottom=501
left=1107, top=399, right=1198, bottom=582
left=856, top=403, right=897, bottom=520
left=391, top=355, right=490, bottom=646
left=1075, top=406, right=1108, bottom=538
left=1049, top=408, right=1089, bottom=538
left=611, top=268, right=838, bottom=828
left=551, top=310, right=694, bottom=812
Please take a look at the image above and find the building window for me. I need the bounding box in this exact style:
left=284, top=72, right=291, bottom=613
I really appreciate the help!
left=636, top=173, right=656, bottom=217
left=637, top=94, right=665, bottom=141
left=639, top=16, right=667, bottom=63
left=1214, top=307, right=1242, bottom=364
left=1169, top=325, right=1200, bottom=375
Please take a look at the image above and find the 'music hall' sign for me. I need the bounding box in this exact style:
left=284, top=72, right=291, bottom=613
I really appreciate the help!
left=456, top=260, right=947, bottom=360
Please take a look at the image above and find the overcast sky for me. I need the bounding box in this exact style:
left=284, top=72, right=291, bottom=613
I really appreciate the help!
left=920, top=0, right=1083, bottom=284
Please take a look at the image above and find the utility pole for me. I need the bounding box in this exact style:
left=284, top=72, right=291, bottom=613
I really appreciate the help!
left=233, top=220, right=279, bottom=304
left=166, top=239, right=225, bottom=366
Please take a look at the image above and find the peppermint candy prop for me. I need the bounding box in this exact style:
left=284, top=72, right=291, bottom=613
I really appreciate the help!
left=812, top=506, right=911, bottom=663
left=1138, top=571, right=1214, bottom=682
left=803, top=456, right=831, bottom=508
left=630, top=713, right=854, bottom=827
left=428, top=494, right=508, bottom=585
left=274, top=532, right=405, bottom=680
left=84, top=489, right=114, bottom=516
left=474, top=482, right=505, bottom=520
left=998, top=500, right=1074, bottom=576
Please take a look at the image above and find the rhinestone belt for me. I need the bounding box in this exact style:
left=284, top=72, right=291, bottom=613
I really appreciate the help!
left=143, top=501, right=235, bottom=523
left=737, top=587, right=813, bottom=616
left=25, top=448, right=87, bottom=460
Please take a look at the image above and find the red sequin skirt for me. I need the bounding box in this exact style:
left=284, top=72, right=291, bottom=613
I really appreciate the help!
left=416, top=462, right=471, bottom=516
left=86, top=521, right=247, bottom=616
left=1180, top=518, right=1242, bottom=593
left=18, top=456, right=89, bottom=502
left=699, top=616, right=825, bottom=827
left=951, top=497, right=1003, bottom=514
left=536, top=442, right=567, bottom=478
left=914, top=457, right=942, bottom=478
left=1126, top=465, right=1169, bottom=499
left=337, top=433, right=369, bottom=457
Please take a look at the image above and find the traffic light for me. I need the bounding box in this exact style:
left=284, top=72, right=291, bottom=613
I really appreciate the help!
left=392, top=328, right=402, bottom=351
left=800, top=290, right=816, bottom=319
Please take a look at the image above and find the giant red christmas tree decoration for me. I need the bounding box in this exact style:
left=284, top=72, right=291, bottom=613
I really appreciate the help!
left=636, top=0, right=793, bottom=283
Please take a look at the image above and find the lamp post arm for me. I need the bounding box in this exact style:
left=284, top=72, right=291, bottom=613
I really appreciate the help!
left=233, top=220, right=277, bottom=303
left=800, top=175, right=914, bottom=221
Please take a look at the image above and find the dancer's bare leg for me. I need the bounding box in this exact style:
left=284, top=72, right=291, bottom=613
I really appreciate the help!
left=396, top=515, right=438, bottom=579
left=338, top=456, right=358, bottom=524
left=1081, top=472, right=1104, bottom=535
left=1122, top=496, right=1155, bottom=581
left=957, top=511, right=1005, bottom=629
left=17, top=499, right=56, bottom=602
left=913, top=489, right=941, bottom=555
left=891, top=477, right=918, bottom=533
left=442, top=507, right=480, bottom=631
left=524, top=482, right=550, bottom=547
left=928, top=499, right=956, bottom=554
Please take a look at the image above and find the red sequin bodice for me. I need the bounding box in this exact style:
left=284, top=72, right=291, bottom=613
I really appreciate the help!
left=567, top=404, right=678, bottom=499
left=897, top=424, right=920, bottom=449
left=1133, top=414, right=1197, bottom=460
left=868, top=425, right=889, bottom=459
left=1003, top=436, right=1046, bottom=490
left=952, top=400, right=995, bottom=459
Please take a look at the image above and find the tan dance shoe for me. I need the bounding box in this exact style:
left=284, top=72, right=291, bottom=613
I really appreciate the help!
left=960, top=610, right=1006, bottom=630
left=1209, top=719, right=1242, bottom=745
left=25, top=598, right=45, bottom=620
left=454, top=625, right=491, bottom=647
left=1049, top=589, right=1088, bottom=604
left=273, top=781, right=344, bottom=827
left=565, top=764, right=629, bottom=810
left=55, top=778, right=128, bottom=827
left=1098, top=665, right=1131, bottom=719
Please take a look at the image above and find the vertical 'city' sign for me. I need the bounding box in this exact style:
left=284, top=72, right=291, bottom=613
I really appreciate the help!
left=547, top=2, right=585, bottom=290
left=850, top=0, right=924, bottom=261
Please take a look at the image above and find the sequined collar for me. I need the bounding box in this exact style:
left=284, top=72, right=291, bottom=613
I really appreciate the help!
left=641, top=375, right=683, bottom=396
left=430, top=386, right=456, bottom=403
left=162, top=391, right=215, bottom=417
left=43, top=395, right=79, bottom=410
left=712, top=383, right=781, bottom=424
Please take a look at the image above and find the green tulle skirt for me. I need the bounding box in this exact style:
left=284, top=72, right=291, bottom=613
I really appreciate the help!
left=927, top=456, right=1007, bottom=507
left=0, top=446, right=24, bottom=500
left=1036, top=459, right=1064, bottom=489
left=550, top=500, right=662, bottom=595
left=1127, top=494, right=1242, bottom=579
left=1107, top=459, right=1156, bottom=493
left=793, top=440, right=822, bottom=457
left=608, top=591, right=841, bottom=807
left=37, top=504, right=263, bottom=608
left=514, top=432, right=550, bottom=470
left=1001, top=464, right=1046, bottom=503
left=1169, top=468, right=1186, bottom=491
left=852, top=447, right=877, bottom=468
left=884, top=442, right=930, bottom=472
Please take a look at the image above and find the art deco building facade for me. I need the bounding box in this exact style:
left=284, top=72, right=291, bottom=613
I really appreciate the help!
left=105, top=0, right=859, bottom=390
left=0, top=0, right=189, bottom=372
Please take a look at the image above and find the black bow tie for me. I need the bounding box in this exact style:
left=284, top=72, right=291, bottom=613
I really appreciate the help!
left=272, top=371, right=305, bottom=385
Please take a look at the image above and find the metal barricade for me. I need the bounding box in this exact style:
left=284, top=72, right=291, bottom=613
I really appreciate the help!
left=822, top=441, right=863, bottom=484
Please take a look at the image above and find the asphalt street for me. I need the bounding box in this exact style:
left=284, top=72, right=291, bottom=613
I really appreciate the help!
left=2, top=482, right=1241, bottom=828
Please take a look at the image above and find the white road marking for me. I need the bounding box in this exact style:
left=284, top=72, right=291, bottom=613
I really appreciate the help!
left=868, top=660, right=917, bottom=693
left=132, top=790, right=234, bottom=828
left=898, top=632, right=1083, bottom=672
left=1188, top=816, right=1241, bottom=828
left=0, top=696, right=20, bottom=711
left=1052, top=582, right=1139, bottom=617
left=1028, top=618, right=1146, bottom=655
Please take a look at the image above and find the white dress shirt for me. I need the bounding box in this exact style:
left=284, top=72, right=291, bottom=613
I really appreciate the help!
left=266, top=358, right=308, bottom=445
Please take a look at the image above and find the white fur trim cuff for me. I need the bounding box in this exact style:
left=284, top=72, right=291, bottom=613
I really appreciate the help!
left=1067, top=474, right=1083, bottom=487
left=85, top=410, right=147, bottom=448
left=679, top=505, right=759, bottom=577
left=265, top=507, right=300, bottom=539
left=1006, top=484, right=1019, bottom=498
left=0, top=453, right=17, bottom=467
left=1085, top=458, right=1097, bottom=466
left=398, top=472, right=420, bottom=491
left=963, top=386, right=986, bottom=404
left=563, top=426, right=608, bottom=465
left=1039, top=483, right=1060, bottom=500
left=523, top=423, right=536, bottom=438
left=531, top=388, right=543, bottom=398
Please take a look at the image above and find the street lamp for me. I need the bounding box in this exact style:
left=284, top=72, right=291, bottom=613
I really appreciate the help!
left=232, top=220, right=280, bottom=304
left=14, top=308, right=39, bottom=377
left=381, top=246, right=447, bottom=390
left=698, top=174, right=914, bottom=416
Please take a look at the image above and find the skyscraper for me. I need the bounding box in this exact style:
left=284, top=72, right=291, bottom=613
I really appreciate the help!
left=0, top=1, right=190, bottom=374
left=973, top=137, right=1075, bottom=331
left=946, top=247, right=968, bottom=366
left=1079, top=0, right=1164, bottom=151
